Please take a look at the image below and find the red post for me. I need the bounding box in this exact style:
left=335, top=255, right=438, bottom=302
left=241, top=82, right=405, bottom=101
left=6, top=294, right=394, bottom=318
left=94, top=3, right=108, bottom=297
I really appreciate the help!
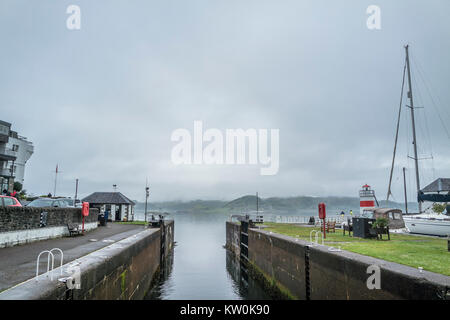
left=318, top=203, right=326, bottom=239
left=81, top=202, right=90, bottom=234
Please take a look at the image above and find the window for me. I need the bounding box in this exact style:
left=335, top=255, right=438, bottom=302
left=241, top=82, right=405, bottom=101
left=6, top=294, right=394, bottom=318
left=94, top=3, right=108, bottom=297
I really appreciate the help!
left=28, top=199, right=54, bottom=207
left=53, top=200, right=67, bottom=208
left=60, top=198, right=74, bottom=206
left=0, top=124, right=9, bottom=135
left=3, top=197, right=14, bottom=206
left=12, top=144, right=19, bottom=152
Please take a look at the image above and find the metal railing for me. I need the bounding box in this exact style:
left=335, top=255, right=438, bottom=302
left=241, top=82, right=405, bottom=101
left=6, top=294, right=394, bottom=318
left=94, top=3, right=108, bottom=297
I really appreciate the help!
left=230, top=214, right=350, bottom=226
left=359, top=190, right=375, bottom=197
left=0, top=168, right=13, bottom=177
left=0, top=149, right=17, bottom=157
left=35, top=248, right=64, bottom=281
left=263, top=215, right=347, bottom=225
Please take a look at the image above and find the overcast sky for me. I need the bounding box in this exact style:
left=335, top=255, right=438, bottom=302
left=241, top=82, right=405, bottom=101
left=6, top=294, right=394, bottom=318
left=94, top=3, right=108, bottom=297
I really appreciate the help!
left=1, top=0, right=449, bottom=202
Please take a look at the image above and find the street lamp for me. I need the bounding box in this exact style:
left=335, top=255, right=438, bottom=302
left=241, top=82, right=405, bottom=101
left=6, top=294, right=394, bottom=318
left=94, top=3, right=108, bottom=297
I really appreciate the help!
left=145, top=186, right=149, bottom=224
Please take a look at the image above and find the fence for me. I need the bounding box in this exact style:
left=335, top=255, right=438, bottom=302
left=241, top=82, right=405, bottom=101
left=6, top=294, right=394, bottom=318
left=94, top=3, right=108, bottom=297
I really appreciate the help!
left=262, top=215, right=348, bottom=226
left=229, top=213, right=349, bottom=226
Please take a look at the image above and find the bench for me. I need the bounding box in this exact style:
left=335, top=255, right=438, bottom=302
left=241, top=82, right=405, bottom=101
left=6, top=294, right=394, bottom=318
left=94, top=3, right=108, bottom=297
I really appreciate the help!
left=67, top=223, right=82, bottom=236
left=375, top=226, right=390, bottom=240
left=326, top=221, right=336, bottom=233
left=316, top=220, right=336, bottom=233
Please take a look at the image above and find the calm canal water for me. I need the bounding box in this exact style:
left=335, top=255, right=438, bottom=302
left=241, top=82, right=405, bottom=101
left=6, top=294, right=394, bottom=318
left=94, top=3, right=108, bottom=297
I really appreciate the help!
left=136, top=211, right=272, bottom=300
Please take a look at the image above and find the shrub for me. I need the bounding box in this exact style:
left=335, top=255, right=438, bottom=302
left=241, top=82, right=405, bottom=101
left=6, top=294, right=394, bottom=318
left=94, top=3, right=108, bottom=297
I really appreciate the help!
left=432, top=203, right=446, bottom=215
left=373, top=217, right=389, bottom=228
left=13, top=181, right=22, bottom=192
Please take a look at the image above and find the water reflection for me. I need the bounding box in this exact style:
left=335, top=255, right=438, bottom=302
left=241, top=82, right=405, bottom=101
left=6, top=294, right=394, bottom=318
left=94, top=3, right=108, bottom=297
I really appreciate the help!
left=141, top=211, right=272, bottom=300
left=225, top=251, right=272, bottom=300
left=145, top=250, right=174, bottom=300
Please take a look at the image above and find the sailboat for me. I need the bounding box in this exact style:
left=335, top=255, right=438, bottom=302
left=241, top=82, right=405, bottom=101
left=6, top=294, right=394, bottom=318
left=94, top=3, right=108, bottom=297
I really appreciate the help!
left=386, top=45, right=450, bottom=237
left=404, top=178, right=450, bottom=236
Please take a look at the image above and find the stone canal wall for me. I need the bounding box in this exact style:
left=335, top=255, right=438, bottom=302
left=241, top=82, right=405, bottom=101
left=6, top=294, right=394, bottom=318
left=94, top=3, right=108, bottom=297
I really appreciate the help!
left=225, top=221, right=450, bottom=300
left=307, top=242, right=448, bottom=300
left=247, top=228, right=307, bottom=299
left=225, top=221, right=240, bottom=257
left=161, top=219, right=175, bottom=260
left=0, top=220, right=174, bottom=300
left=0, top=207, right=99, bottom=248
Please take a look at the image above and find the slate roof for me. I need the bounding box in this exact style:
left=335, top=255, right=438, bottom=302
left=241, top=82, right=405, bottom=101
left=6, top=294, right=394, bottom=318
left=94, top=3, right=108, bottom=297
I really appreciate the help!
left=421, top=178, right=450, bottom=193
left=82, top=192, right=135, bottom=205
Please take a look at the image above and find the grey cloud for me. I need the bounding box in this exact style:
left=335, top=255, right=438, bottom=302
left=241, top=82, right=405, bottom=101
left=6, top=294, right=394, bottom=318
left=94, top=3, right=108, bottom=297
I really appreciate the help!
left=0, top=0, right=449, bottom=202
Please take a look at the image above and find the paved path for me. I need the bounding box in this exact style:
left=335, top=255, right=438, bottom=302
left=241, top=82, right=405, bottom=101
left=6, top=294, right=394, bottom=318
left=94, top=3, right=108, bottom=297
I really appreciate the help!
left=0, top=223, right=145, bottom=292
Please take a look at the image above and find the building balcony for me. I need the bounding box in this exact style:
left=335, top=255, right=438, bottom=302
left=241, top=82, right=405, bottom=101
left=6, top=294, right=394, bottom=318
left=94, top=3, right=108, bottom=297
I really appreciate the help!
left=0, top=121, right=11, bottom=143
left=0, top=134, right=8, bottom=143
left=0, top=168, right=14, bottom=178
left=0, top=149, right=17, bottom=161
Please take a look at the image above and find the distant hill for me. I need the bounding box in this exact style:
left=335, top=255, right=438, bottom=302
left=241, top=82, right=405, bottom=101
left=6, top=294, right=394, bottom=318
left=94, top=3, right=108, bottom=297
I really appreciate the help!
left=134, top=194, right=418, bottom=214
left=225, top=195, right=265, bottom=210
left=135, top=199, right=228, bottom=214
left=224, top=195, right=417, bottom=213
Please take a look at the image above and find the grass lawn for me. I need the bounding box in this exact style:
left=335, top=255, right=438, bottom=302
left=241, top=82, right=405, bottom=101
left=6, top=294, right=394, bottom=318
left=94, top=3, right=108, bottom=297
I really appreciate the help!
left=263, top=222, right=450, bottom=276
left=117, top=221, right=147, bottom=225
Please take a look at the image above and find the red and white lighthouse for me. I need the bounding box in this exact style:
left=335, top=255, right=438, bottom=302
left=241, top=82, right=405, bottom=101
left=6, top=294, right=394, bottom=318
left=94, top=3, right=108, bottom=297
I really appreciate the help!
left=359, top=184, right=378, bottom=215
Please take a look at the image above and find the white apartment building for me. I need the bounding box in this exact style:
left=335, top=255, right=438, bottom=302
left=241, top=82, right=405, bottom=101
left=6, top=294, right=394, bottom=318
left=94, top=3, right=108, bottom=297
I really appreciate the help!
left=0, top=120, right=34, bottom=192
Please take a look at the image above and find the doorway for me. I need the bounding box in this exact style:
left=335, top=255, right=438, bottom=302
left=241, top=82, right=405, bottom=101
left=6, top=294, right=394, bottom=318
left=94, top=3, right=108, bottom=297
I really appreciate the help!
left=115, top=205, right=121, bottom=221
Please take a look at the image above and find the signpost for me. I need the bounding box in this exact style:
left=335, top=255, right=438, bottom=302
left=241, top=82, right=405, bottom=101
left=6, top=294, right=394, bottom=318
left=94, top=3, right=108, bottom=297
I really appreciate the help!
left=74, top=179, right=79, bottom=207
left=318, top=203, right=326, bottom=239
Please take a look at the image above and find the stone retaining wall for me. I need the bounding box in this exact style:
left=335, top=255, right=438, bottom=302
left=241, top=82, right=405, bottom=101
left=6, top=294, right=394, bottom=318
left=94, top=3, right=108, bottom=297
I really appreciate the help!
left=0, top=207, right=98, bottom=232
left=0, top=207, right=98, bottom=247
left=226, top=222, right=450, bottom=300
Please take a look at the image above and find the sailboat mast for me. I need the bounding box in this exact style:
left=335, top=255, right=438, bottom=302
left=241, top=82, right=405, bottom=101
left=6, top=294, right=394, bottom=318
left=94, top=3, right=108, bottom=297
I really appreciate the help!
left=386, top=62, right=406, bottom=202
left=53, top=164, right=58, bottom=197
left=405, top=45, right=422, bottom=213
left=256, top=192, right=259, bottom=214
left=403, top=167, right=408, bottom=214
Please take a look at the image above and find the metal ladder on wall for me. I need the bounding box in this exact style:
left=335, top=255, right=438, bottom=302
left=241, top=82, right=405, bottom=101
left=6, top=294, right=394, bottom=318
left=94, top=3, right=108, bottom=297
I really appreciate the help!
left=160, top=220, right=166, bottom=263
left=35, top=248, right=64, bottom=281
left=239, top=220, right=249, bottom=285
left=240, top=220, right=249, bottom=262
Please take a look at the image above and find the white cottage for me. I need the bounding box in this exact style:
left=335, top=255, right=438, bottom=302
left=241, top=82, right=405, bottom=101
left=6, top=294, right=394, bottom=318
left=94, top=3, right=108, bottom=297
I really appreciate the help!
left=82, top=192, right=135, bottom=222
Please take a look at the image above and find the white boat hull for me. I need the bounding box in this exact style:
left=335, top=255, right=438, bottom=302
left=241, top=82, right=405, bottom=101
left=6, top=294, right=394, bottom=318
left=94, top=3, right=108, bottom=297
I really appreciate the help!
left=404, top=216, right=450, bottom=237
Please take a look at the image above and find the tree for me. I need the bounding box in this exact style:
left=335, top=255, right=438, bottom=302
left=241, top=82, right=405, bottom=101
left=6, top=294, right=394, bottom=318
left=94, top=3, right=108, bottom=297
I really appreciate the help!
left=432, top=203, right=446, bottom=215
left=13, top=181, right=22, bottom=192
